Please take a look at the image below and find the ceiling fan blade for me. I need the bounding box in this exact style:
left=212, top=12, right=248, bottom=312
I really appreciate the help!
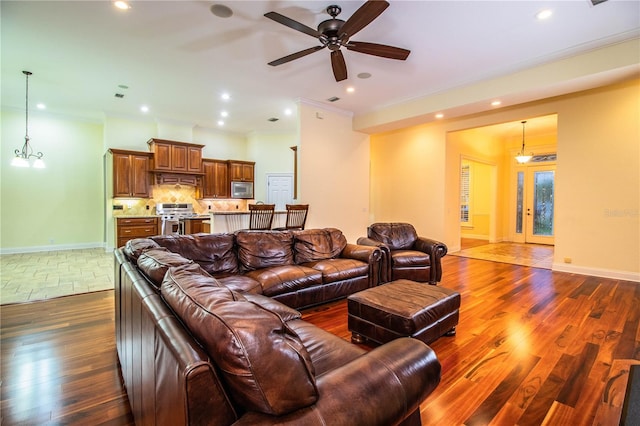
left=340, top=0, right=389, bottom=39
left=346, top=41, right=410, bottom=60
left=264, top=12, right=322, bottom=38
left=331, top=50, right=348, bottom=82
left=268, top=46, right=325, bottom=66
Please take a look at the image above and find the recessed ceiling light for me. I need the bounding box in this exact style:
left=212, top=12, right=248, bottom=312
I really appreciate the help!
left=220, top=111, right=228, bottom=117
left=284, top=109, right=292, bottom=116
left=36, top=103, right=46, bottom=110
left=346, top=87, right=355, bottom=93
left=357, top=72, right=372, bottom=79
left=491, top=100, right=502, bottom=106
left=435, top=113, right=444, bottom=119
left=210, top=4, right=233, bottom=18
left=536, top=9, right=553, bottom=20
left=218, top=120, right=225, bottom=126
left=140, top=105, right=149, bottom=113
left=114, top=1, right=131, bottom=10
left=221, top=93, right=230, bottom=101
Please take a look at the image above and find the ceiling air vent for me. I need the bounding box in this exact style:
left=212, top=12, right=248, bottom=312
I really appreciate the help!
left=590, top=0, right=608, bottom=5
left=327, top=96, right=340, bottom=102
left=268, top=117, right=279, bottom=122
left=114, top=93, right=125, bottom=98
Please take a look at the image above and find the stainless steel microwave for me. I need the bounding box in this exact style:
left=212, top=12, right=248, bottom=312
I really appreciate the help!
left=231, top=181, right=254, bottom=199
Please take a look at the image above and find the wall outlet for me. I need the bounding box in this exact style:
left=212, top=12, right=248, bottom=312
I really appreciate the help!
left=113, top=205, right=123, bottom=210
left=564, top=257, right=572, bottom=264
left=146, top=205, right=150, bottom=210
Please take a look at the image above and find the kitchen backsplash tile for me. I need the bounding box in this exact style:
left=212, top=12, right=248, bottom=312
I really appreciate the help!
left=112, top=185, right=247, bottom=216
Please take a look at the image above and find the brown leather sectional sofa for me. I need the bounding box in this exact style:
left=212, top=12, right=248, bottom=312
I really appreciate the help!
left=115, top=229, right=442, bottom=425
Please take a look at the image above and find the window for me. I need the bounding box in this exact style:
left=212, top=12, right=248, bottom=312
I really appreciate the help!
left=460, top=162, right=471, bottom=225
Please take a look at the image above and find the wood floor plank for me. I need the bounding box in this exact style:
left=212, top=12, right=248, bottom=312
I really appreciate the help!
left=1, top=255, right=638, bottom=425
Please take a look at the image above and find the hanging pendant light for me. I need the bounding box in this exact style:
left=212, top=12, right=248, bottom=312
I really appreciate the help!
left=515, top=120, right=532, bottom=164
left=11, top=70, right=45, bottom=168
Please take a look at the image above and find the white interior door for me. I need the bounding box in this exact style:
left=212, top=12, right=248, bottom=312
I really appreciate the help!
left=266, top=174, right=293, bottom=211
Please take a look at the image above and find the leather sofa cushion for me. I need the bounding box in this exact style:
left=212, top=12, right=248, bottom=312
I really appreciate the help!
left=161, top=264, right=318, bottom=416
left=368, top=223, right=418, bottom=250
left=137, top=248, right=193, bottom=288
left=216, top=275, right=262, bottom=295
left=152, top=234, right=239, bottom=275
left=301, top=258, right=368, bottom=283
left=293, top=228, right=347, bottom=264
left=242, top=293, right=302, bottom=322
left=245, top=265, right=322, bottom=297
left=124, top=238, right=162, bottom=261
left=236, top=231, right=294, bottom=270
left=392, top=250, right=431, bottom=267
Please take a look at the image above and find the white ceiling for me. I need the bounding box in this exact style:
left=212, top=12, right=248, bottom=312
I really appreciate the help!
left=2, top=0, right=639, bottom=135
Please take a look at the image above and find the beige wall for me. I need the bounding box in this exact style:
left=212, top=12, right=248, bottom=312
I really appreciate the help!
left=369, top=79, right=639, bottom=280
left=246, top=131, right=298, bottom=203
left=1, top=110, right=104, bottom=252
left=298, top=101, right=370, bottom=242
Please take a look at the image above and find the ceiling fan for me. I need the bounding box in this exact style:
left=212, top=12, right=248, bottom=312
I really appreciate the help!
left=264, top=0, right=410, bottom=82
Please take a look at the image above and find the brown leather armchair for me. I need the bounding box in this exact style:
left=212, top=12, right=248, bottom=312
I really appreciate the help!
left=357, top=222, right=447, bottom=285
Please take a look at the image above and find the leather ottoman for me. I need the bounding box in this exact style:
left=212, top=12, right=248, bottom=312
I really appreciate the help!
left=347, top=279, right=460, bottom=345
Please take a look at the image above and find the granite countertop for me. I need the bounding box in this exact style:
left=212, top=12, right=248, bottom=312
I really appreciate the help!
left=114, top=214, right=160, bottom=219
left=210, top=210, right=286, bottom=215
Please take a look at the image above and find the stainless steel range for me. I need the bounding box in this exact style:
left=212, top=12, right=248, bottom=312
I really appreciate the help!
left=156, top=203, right=197, bottom=235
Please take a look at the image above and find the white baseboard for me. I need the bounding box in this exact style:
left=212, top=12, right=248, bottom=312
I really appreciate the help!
left=461, top=234, right=489, bottom=240
left=0, top=242, right=106, bottom=255
left=552, top=262, right=640, bottom=283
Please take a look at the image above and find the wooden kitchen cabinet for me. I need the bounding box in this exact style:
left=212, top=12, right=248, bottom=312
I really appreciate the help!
left=116, top=217, right=159, bottom=247
left=182, top=218, right=207, bottom=234
left=110, top=149, right=152, bottom=198
left=228, top=160, right=255, bottom=182
left=200, top=159, right=229, bottom=199
left=147, top=139, right=204, bottom=173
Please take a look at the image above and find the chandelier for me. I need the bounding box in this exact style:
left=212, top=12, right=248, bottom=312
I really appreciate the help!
left=11, top=71, right=45, bottom=168
left=515, top=120, right=533, bottom=164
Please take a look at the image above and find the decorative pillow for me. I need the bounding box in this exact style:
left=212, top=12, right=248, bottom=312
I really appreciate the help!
left=124, top=238, right=162, bottom=261
left=161, top=264, right=318, bottom=416
left=137, top=248, right=193, bottom=288
left=236, top=231, right=294, bottom=271
left=293, top=228, right=347, bottom=264
left=151, top=233, right=239, bottom=275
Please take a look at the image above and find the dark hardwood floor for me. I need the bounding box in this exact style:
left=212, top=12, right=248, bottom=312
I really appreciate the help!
left=2, top=255, right=638, bottom=425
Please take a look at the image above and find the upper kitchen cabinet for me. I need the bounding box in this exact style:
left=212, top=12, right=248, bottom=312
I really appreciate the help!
left=147, top=139, right=204, bottom=173
left=200, top=159, right=230, bottom=199
left=109, top=149, right=152, bottom=198
left=228, top=160, right=255, bottom=182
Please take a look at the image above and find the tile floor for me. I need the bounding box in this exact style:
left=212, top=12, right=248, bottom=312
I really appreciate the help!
left=451, top=241, right=554, bottom=269
left=0, top=248, right=113, bottom=305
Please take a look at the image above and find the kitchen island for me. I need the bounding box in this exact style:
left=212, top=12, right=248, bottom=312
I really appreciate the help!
left=209, top=210, right=287, bottom=233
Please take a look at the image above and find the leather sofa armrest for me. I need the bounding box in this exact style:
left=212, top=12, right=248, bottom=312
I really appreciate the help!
left=341, top=243, right=381, bottom=263
left=357, top=237, right=391, bottom=283
left=341, top=243, right=382, bottom=286
left=413, top=237, right=448, bottom=284
left=234, top=337, right=441, bottom=425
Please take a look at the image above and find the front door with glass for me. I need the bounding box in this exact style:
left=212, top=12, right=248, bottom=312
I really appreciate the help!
left=515, top=165, right=555, bottom=245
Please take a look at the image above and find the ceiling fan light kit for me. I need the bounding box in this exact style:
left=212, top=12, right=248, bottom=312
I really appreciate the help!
left=264, top=0, right=411, bottom=82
